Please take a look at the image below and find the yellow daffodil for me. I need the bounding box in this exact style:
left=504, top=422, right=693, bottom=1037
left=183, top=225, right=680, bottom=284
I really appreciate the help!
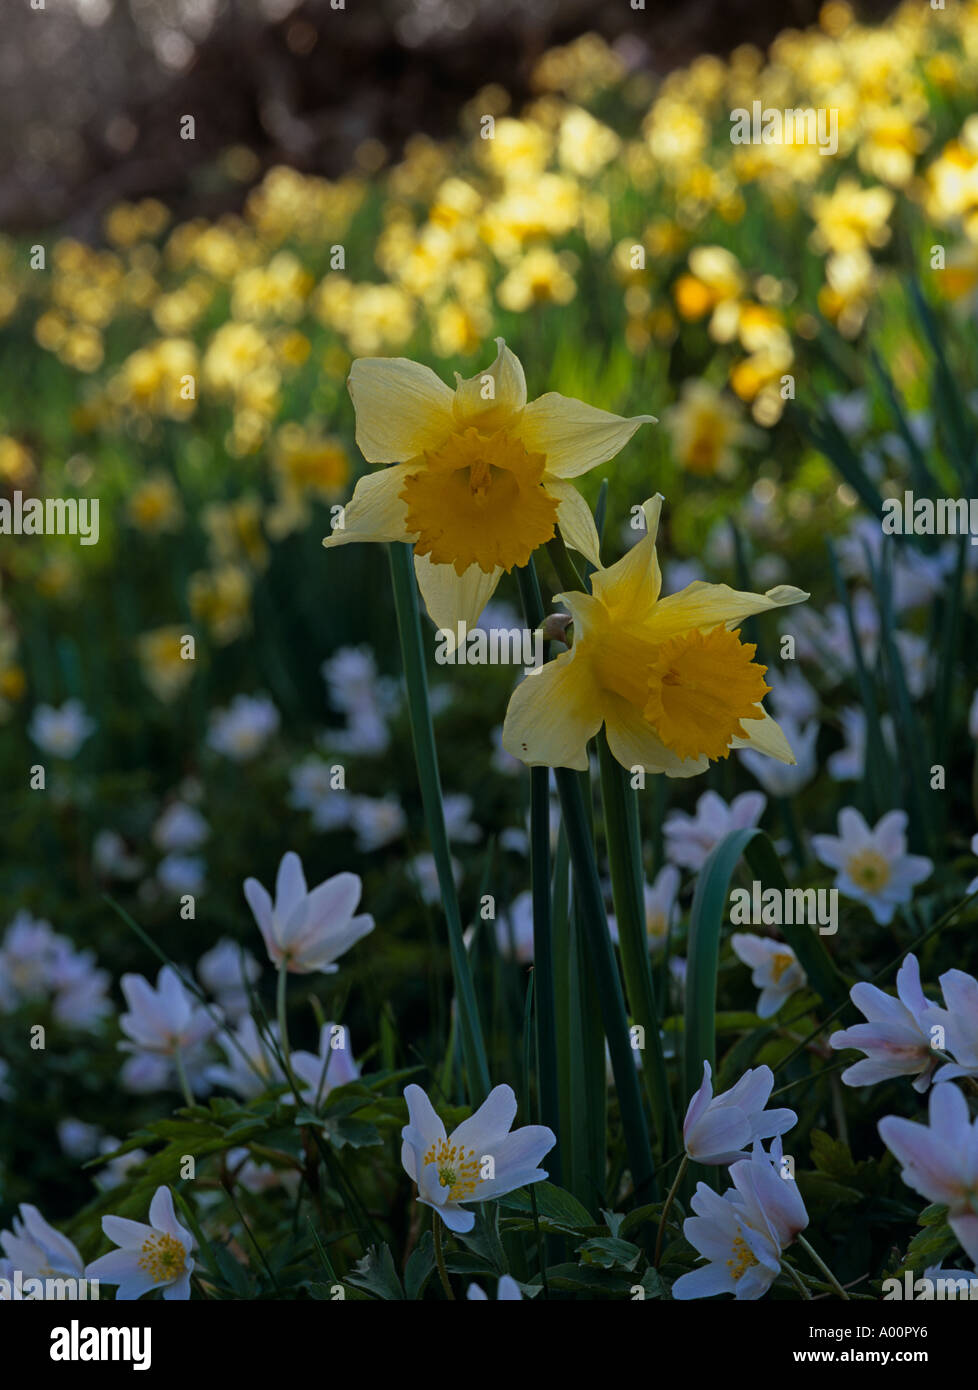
left=502, top=495, right=807, bottom=776
left=665, top=379, right=755, bottom=478
left=325, top=339, right=655, bottom=628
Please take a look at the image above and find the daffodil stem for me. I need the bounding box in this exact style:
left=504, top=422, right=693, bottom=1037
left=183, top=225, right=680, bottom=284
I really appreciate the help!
left=515, top=559, right=560, bottom=1179
left=554, top=764, right=657, bottom=1203
left=388, top=541, right=491, bottom=1104
left=546, top=534, right=584, bottom=594
left=538, top=537, right=656, bottom=1198
left=796, top=1233, right=850, bottom=1299
left=598, top=731, right=678, bottom=1170
left=433, top=1216, right=455, bottom=1300
left=653, top=1154, right=688, bottom=1267
left=173, top=1046, right=194, bottom=1109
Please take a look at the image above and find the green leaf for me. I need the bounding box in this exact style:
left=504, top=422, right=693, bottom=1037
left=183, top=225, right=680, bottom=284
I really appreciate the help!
left=903, top=1221, right=959, bottom=1270
left=404, top=1232, right=435, bottom=1301
left=499, top=1182, right=595, bottom=1230
left=810, top=1129, right=857, bottom=1180
left=577, top=1236, right=643, bottom=1271
left=345, top=1244, right=405, bottom=1301
left=684, top=826, right=759, bottom=1102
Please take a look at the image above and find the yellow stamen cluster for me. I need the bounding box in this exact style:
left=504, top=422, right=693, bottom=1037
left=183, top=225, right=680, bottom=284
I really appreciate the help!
left=400, top=427, right=557, bottom=575
left=643, top=625, right=770, bottom=762
left=726, top=1232, right=759, bottom=1283
left=137, top=1232, right=186, bottom=1284
left=424, top=1138, right=481, bottom=1201
left=845, top=848, right=891, bottom=891
left=770, top=952, right=796, bottom=983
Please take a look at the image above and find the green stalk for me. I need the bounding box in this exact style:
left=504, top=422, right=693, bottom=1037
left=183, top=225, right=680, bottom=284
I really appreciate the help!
left=573, top=888, right=608, bottom=1206
left=598, top=732, right=678, bottom=1167
left=433, top=1216, right=455, bottom=1300
left=546, top=533, right=585, bottom=594
left=276, top=961, right=303, bottom=1096
left=532, top=541, right=655, bottom=1199
left=172, top=1046, right=195, bottom=1110
left=388, top=541, right=491, bottom=1103
left=555, top=764, right=656, bottom=1202
left=551, top=828, right=585, bottom=1200
left=797, top=1233, right=850, bottom=1300
left=515, top=560, right=560, bottom=1179
left=653, top=1153, right=688, bottom=1267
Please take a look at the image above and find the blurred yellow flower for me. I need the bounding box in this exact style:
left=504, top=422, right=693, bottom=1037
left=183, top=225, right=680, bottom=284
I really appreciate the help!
left=127, top=474, right=184, bottom=534
left=810, top=178, right=894, bottom=253
left=111, top=339, right=198, bottom=419
left=0, top=437, right=33, bottom=486
left=557, top=108, right=621, bottom=178
left=188, top=565, right=252, bottom=646
left=496, top=248, right=577, bottom=313
left=203, top=497, right=269, bottom=572
left=665, top=380, right=754, bottom=478
left=138, top=627, right=195, bottom=702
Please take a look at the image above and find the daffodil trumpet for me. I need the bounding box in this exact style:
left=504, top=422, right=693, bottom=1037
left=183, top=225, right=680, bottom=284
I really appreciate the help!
left=326, top=338, right=655, bottom=629
left=504, top=494, right=809, bottom=776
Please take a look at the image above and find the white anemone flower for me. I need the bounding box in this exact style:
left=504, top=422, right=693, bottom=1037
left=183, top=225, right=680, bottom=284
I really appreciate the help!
left=86, top=1187, right=194, bottom=1301
left=28, top=699, right=95, bottom=759
left=290, top=1023, right=360, bottom=1107
left=663, top=791, right=766, bottom=871
left=829, top=954, right=942, bottom=1092
left=207, top=1016, right=286, bottom=1100
left=683, top=1061, right=797, bottom=1165
left=730, top=933, right=807, bottom=1018
left=812, top=808, right=932, bottom=925
left=400, top=1083, right=555, bottom=1233
left=879, top=1082, right=978, bottom=1265
left=119, top=965, right=215, bottom=1057
left=0, top=1205, right=85, bottom=1282
left=672, top=1144, right=808, bottom=1300
left=243, top=851, right=373, bottom=974
left=929, top=966, right=978, bottom=1084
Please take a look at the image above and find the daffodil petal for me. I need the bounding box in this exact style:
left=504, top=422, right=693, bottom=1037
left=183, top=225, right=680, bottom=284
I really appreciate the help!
left=603, top=692, right=710, bottom=778
left=547, top=477, right=601, bottom=567
left=453, top=337, right=527, bottom=428
left=348, top=357, right=455, bottom=463
left=414, top=553, right=503, bottom=631
left=502, top=650, right=602, bottom=771
left=730, top=707, right=796, bottom=764
left=322, top=465, right=413, bottom=547
left=518, top=393, right=656, bottom=479
left=646, top=581, right=809, bottom=641
left=590, top=494, right=664, bottom=617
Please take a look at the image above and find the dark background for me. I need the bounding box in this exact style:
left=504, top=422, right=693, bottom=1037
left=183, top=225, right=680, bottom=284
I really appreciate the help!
left=5, top=0, right=899, bottom=237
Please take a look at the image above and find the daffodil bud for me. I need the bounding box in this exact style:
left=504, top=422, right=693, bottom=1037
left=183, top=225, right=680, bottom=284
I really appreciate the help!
left=540, top=612, right=573, bottom=643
